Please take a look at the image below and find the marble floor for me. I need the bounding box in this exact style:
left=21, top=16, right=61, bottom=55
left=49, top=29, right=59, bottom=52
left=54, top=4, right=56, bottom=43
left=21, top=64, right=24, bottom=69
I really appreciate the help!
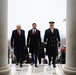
left=10, top=64, right=64, bottom=75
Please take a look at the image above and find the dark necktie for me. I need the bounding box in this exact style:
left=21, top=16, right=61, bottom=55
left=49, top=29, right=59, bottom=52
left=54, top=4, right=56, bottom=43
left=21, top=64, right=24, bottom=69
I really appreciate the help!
left=33, top=29, right=36, bottom=34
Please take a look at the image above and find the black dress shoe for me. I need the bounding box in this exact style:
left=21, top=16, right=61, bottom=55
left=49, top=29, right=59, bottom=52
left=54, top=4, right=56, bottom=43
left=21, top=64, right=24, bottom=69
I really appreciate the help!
left=16, top=63, right=18, bottom=65
left=31, top=62, right=34, bottom=65
left=53, top=64, right=56, bottom=68
left=20, top=64, right=23, bottom=67
left=39, top=62, right=41, bottom=64
left=48, top=63, right=51, bottom=65
left=35, top=65, right=38, bottom=67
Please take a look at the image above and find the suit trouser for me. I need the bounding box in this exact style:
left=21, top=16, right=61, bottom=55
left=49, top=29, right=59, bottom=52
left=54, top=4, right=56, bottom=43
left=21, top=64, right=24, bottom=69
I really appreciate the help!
left=31, top=52, right=38, bottom=65
left=38, top=55, right=41, bottom=64
left=48, top=56, right=56, bottom=65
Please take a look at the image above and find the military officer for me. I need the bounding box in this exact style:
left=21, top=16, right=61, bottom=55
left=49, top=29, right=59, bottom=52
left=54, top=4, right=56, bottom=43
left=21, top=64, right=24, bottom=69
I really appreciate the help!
left=44, top=21, right=61, bottom=68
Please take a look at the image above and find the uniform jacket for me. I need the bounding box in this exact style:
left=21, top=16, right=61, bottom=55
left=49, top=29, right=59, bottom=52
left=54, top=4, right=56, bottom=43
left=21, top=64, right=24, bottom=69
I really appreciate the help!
left=44, top=28, right=60, bottom=57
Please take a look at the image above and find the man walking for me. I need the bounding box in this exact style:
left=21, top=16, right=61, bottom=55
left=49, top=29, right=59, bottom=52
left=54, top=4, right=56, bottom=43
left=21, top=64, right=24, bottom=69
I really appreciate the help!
left=44, top=21, right=61, bottom=68
left=27, top=23, right=41, bottom=67
left=11, top=25, right=26, bottom=67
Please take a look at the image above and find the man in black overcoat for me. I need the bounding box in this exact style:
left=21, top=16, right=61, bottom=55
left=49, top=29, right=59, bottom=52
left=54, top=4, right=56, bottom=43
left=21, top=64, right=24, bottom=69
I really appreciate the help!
left=27, top=23, right=41, bottom=67
left=11, top=25, right=25, bottom=67
left=44, top=21, right=61, bottom=68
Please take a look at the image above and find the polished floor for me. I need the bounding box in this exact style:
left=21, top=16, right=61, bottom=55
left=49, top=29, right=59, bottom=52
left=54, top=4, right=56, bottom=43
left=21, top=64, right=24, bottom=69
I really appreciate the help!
left=10, top=64, right=63, bottom=75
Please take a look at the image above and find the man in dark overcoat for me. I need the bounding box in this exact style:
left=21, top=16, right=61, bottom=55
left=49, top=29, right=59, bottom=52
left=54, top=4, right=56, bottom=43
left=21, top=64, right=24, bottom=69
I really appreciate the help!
left=11, top=25, right=26, bottom=67
left=27, top=23, right=41, bottom=67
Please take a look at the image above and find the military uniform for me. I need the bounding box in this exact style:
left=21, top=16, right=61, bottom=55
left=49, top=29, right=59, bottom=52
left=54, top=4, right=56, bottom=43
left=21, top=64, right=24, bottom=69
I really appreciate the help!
left=44, top=27, right=60, bottom=66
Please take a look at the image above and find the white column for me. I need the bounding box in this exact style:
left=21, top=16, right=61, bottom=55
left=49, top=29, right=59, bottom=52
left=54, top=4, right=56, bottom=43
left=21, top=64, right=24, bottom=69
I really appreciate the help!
left=63, top=0, right=76, bottom=75
left=0, top=0, right=10, bottom=75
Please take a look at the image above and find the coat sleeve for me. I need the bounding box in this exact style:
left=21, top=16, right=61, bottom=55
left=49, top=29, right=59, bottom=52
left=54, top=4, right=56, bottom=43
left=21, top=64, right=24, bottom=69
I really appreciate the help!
left=38, top=31, right=41, bottom=48
left=27, top=31, right=30, bottom=47
left=23, top=30, right=26, bottom=46
left=11, top=31, right=14, bottom=48
left=44, top=30, right=47, bottom=43
left=57, top=29, right=60, bottom=42
left=57, top=29, right=61, bottom=47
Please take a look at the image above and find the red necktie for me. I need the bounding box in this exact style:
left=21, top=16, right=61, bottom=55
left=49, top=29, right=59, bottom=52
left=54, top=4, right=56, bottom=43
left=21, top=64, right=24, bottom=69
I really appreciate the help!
left=18, top=31, right=20, bottom=36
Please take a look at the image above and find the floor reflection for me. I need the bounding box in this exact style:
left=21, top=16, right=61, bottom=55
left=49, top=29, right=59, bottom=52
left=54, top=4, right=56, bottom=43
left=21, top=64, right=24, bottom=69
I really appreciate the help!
left=10, top=64, right=63, bottom=75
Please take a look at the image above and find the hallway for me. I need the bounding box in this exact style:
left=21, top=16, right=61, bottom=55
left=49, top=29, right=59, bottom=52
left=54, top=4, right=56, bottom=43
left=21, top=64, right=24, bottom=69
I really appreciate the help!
left=1, top=0, right=76, bottom=75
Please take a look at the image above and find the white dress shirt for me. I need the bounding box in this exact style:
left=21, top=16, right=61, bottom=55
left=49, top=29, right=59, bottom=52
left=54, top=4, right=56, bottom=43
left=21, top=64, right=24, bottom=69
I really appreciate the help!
left=32, top=29, right=36, bottom=34
left=50, top=28, right=54, bottom=33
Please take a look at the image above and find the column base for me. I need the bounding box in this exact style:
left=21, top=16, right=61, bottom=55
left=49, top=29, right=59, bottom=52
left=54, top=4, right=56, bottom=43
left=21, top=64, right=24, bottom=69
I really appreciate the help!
left=0, top=65, right=10, bottom=75
left=63, top=65, right=76, bottom=75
